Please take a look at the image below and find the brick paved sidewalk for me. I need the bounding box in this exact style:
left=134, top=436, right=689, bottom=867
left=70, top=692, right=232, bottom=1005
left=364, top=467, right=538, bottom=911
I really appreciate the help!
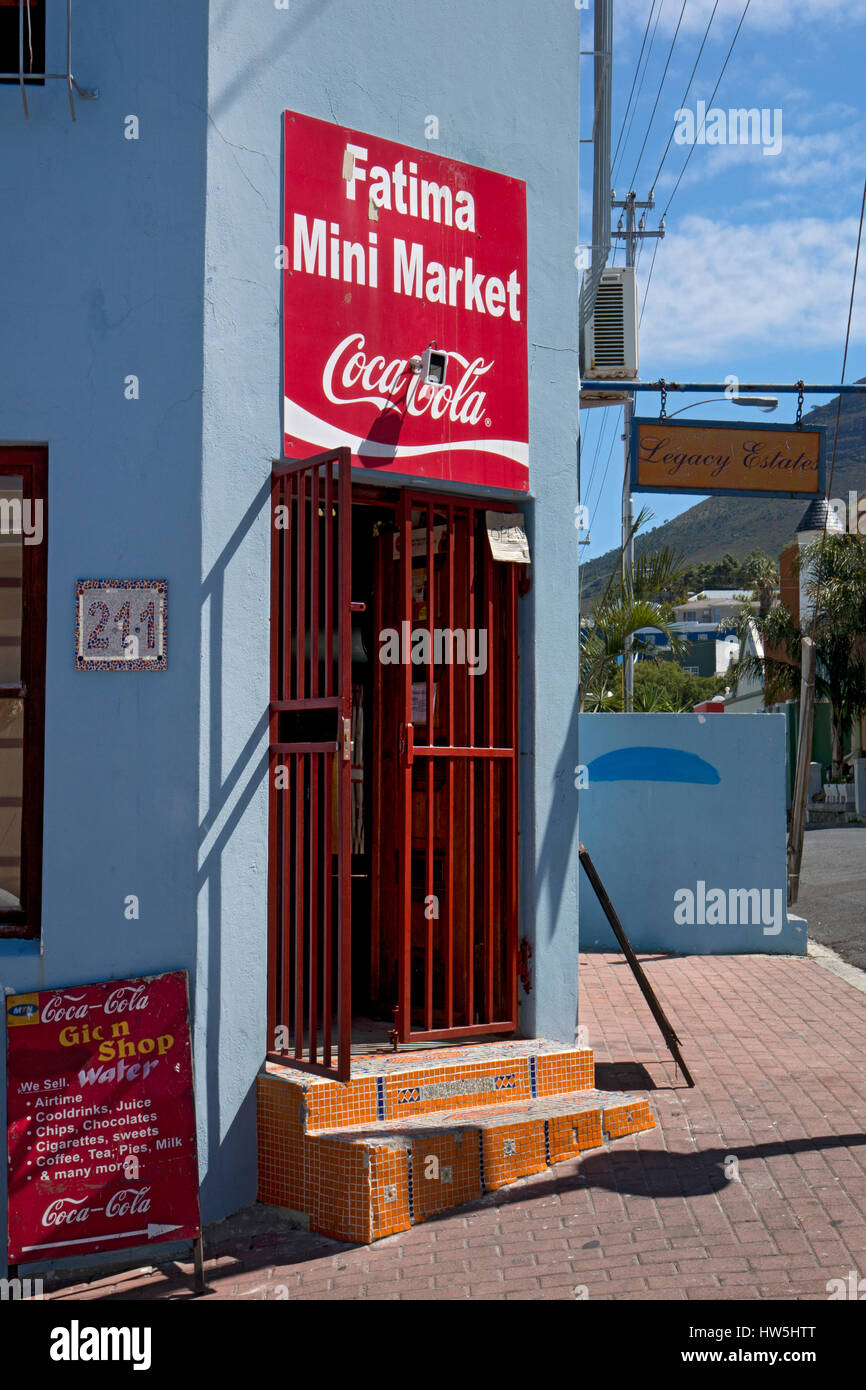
left=44, top=951, right=866, bottom=1302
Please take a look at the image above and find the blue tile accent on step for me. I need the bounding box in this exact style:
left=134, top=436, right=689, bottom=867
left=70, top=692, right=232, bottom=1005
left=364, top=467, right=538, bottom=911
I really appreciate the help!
left=376, top=1075, right=386, bottom=1122
left=543, top=1119, right=551, bottom=1166
left=529, top=1056, right=538, bottom=1099
left=479, top=1132, right=486, bottom=1194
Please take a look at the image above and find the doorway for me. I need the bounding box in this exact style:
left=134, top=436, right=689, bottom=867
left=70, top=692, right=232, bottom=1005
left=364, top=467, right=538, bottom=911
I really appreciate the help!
left=268, top=451, right=520, bottom=1080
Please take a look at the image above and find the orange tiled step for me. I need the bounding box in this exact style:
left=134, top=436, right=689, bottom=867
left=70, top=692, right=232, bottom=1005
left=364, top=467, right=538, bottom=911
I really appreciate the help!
left=258, top=1063, right=655, bottom=1245
left=318, top=1090, right=655, bottom=1239
left=263, top=1038, right=596, bottom=1135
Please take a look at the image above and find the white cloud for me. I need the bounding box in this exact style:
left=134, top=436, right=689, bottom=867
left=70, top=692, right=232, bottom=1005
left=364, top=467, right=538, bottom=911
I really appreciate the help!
left=637, top=214, right=866, bottom=363
left=651, top=120, right=866, bottom=194
left=762, top=128, right=866, bottom=187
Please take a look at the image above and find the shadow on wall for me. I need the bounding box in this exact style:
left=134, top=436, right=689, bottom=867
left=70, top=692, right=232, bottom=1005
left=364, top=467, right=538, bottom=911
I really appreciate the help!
left=535, top=687, right=580, bottom=941
left=197, top=475, right=271, bottom=1220
left=209, top=0, right=339, bottom=122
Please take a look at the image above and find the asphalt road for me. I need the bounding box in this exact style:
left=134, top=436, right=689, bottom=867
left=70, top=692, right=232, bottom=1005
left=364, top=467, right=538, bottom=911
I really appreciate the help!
left=795, top=825, right=866, bottom=971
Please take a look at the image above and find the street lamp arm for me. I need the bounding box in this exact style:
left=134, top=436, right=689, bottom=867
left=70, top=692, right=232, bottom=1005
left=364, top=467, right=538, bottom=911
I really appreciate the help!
left=665, top=397, right=728, bottom=418
left=665, top=395, right=779, bottom=418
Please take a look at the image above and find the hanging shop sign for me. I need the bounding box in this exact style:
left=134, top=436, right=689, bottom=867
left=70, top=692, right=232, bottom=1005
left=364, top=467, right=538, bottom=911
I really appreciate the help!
left=75, top=579, right=167, bottom=672
left=282, top=110, right=529, bottom=492
left=6, top=970, right=200, bottom=1266
left=630, top=417, right=825, bottom=499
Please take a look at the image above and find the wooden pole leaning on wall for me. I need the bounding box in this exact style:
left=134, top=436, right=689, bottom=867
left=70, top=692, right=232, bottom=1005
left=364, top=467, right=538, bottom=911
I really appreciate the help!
left=578, top=843, right=695, bottom=1087
left=787, top=636, right=816, bottom=906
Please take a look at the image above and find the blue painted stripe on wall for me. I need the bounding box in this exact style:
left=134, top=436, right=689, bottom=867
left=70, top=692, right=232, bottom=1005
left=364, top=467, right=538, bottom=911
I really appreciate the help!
left=587, top=746, right=721, bottom=785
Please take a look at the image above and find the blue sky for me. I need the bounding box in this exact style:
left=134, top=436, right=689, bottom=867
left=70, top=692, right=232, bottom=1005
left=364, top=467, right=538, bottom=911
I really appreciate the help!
left=579, top=0, right=866, bottom=561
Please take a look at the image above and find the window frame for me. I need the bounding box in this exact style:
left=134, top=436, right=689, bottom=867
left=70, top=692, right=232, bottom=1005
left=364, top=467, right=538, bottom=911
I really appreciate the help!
left=0, top=0, right=47, bottom=87
left=0, top=445, right=47, bottom=940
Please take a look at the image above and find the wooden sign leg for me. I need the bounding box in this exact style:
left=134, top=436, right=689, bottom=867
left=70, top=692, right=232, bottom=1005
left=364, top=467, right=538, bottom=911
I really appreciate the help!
left=579, top=842, right=696, bottom=1087
left=192, top=1235, right=206, bottom=1294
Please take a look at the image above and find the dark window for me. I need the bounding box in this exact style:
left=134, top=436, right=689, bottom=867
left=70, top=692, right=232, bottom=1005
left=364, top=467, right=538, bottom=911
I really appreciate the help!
left=0, top=1, right=46, bottom=86
left=0, top=448, right=47, bottom=939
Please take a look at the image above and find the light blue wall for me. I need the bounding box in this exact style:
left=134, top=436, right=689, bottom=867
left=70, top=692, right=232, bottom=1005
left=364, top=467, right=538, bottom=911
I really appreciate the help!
left=579, top=714, right=805, bottom=955
left=200, top=0, right=583, bottom=1189
left=1, top=0, right=583, bottom=1265
left=0, top=0, right=209, bottom=1271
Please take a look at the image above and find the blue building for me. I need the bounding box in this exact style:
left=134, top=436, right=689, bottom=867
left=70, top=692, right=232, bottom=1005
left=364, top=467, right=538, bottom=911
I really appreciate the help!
left=0, top=0, right=588, bottom=1256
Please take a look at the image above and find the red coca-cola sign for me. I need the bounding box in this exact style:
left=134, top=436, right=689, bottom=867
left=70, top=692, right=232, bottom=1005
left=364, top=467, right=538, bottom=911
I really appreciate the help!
left=6, top=971, right=200, bottom=1266
left=282, top=110, right=529, bottom=491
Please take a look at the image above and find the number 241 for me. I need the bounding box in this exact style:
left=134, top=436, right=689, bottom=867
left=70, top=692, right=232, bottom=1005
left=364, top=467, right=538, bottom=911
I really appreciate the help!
left=87, top=600, right=156, bottom=650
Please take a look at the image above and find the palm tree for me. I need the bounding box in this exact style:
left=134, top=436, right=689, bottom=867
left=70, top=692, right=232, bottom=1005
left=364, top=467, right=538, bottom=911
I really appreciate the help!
left=580, top=508, right=687, bottom=711
left=742, top=550, right=779, bottom=617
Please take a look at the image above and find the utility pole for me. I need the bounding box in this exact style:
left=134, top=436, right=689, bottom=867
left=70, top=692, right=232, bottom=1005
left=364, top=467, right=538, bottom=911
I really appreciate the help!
left=612, top=190, right=664, bottom=709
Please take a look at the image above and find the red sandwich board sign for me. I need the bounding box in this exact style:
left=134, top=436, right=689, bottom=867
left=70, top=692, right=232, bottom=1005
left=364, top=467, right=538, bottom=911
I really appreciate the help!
left=282, top=109, right=529, bottom=492
left=6, top=970, right=200, bottom=1267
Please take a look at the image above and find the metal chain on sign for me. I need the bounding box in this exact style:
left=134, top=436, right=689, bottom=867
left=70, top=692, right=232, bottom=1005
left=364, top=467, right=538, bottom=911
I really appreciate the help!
left=795, top=379, right=804, bottom=429
left=658, top=379, right=667, bottom=420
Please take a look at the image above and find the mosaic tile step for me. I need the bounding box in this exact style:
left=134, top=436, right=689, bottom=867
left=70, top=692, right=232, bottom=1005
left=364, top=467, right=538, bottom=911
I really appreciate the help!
left=264, top=1039, right=596, bottom=1131
left=313, top=1089, right=653, bottom=1142
left=257, top=1073, right=655, bottom=1244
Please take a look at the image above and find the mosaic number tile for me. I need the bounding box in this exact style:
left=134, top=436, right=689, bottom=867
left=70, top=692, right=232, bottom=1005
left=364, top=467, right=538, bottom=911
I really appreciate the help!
left=75, top=579, right=167, bottom=672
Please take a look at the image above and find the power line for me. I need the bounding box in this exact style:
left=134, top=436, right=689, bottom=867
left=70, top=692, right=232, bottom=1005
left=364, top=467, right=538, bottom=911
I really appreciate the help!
left=630, top=0, right=689, bottom=190
left=583, top=237, right=649, bottom=508
left=639, top=237, right=661, bottom=326
left=613, top=0, right=664, bottom=186
left=662, top=0, right=753, bottom=219
left=648, top=0, right=720, bottom=194
left=817, top=170, right=866, bottom=581
left=585, top=400, right=623, bottom=518
left=610, top=0, right=658, bottom=179
left=588, top=407, right=625, bottom=520
left=639, top=0, right=748, bottom=328
left=582, top=402, right=617, bottom=506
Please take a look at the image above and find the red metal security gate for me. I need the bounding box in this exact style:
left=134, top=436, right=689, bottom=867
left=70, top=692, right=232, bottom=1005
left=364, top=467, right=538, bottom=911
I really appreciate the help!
left=267, top=448, right=353, bottom=1080
left=395, top=492, right=519, bottom=1042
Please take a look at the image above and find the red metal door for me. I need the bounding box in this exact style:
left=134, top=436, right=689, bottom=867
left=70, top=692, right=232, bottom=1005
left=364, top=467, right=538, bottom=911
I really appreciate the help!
left=267, top=448, right=353, bottom=1080
left=396, top=492, right=519, bottom=1042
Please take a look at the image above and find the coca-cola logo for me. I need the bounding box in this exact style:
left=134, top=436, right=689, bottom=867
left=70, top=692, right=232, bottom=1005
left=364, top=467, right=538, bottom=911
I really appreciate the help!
left=105, top=984, right=150, bottom=1015
left=282, top=112, right=528, bottom=490
left=42, top=1197, right=90, bottom=1229
left=322, top=334, right=492, bottom=427
left=106, top=1186, right=152, bottom=1219
left=42, top=994, right=89, bottom=1023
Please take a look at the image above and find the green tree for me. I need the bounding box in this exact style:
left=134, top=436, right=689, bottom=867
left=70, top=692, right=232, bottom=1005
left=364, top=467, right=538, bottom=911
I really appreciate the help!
left=580, top=508, right=687, bottom=711
left=731, top=534, right=866, bottom=776
left=634, top=659, right=728, bottom=710
left=742, top=549, right=779, bottom=617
